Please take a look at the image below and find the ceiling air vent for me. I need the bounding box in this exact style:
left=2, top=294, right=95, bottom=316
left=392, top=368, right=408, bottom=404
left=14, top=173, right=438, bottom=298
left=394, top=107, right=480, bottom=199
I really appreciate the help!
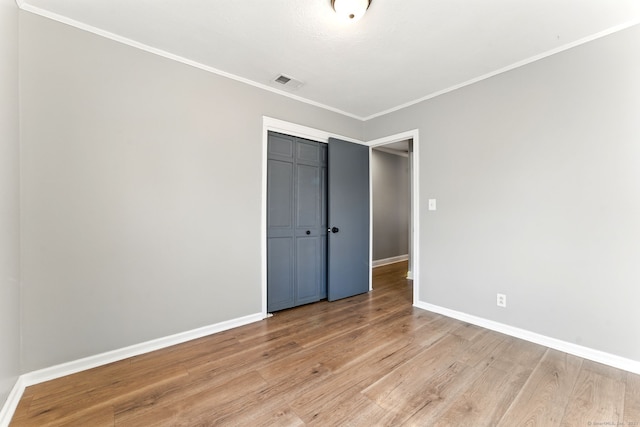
left=272, top=74, right=304, bottom=90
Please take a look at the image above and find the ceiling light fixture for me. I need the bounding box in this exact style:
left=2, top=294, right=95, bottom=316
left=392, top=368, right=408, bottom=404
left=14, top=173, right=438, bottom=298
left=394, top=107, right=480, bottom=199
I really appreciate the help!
left=332, top=0, right=371, bottom=21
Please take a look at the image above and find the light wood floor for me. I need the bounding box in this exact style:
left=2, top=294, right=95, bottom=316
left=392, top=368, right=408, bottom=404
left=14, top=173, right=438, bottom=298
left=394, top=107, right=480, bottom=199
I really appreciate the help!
left=11, top=261, right=640, bottom=426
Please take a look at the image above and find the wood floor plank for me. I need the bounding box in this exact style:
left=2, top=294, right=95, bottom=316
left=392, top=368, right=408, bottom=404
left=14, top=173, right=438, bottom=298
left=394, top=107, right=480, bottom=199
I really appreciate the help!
left=434, top=363, right=531, bottom=427
left=213, top=400, right=305, bottom=427
left=9, top=261, right=636, bottom=426
left=362, top=333, right=477, bottom=422
left=115, top=370, right=267, bottom=426
left=430, top=337, right=546, bottom=426
left=289, top=335, right=426, bottom=423
left=184, top=335, right=301, bottom=376
left=497, top=349, right=583, bottom=426
left=398, top=335, right=514, bottom=425
left=455, top=329, right=508, bottom=368
left=113, top=339, right=299, bottom=425
left=395, top=358, right=483, bottom=425
left=490, top=335, right=547, bottom=372
left=17, top=361, right=188, bottom=426
left=560, top=361, right=626, bottom=426
left=304, top=390, right=399, bottom=426
left=128, top=331, right=240, bottom=371
left=451, top=322, right=486, bottom=341
left=624, top=372, right=640, bottom=424
left=8, top=394, right=33, bottom=425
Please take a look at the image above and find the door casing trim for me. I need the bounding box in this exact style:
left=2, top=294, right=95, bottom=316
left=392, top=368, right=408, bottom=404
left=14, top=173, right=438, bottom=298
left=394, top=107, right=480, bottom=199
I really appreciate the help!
left=368, top=129, right=420, bottom=305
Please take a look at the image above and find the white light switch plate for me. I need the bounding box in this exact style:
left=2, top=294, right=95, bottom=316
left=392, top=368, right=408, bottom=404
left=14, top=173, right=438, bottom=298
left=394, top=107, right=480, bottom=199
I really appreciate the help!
left=428, top=199, right=437, bottom=211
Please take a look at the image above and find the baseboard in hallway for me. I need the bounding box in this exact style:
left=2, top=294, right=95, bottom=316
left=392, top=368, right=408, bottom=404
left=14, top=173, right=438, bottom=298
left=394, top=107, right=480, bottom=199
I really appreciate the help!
left=372, top=254, right=409, bottom=268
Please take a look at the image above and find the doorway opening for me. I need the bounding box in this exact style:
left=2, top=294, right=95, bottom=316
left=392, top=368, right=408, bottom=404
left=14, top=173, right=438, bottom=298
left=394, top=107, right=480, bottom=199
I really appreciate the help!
left=368, top=131, right=419, bottom=305
left=371, top=140, right=411, bottom=275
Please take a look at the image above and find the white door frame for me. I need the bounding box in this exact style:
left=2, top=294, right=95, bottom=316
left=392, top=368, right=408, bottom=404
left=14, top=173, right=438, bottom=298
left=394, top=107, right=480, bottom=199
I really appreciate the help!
left=367, top=130, right=420, bottom=306
left=261, top=116, right=420, bottom=316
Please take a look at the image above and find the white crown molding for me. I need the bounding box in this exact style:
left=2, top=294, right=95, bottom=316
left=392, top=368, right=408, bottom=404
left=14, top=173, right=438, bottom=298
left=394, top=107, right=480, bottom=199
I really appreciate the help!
left=415, top=301, right=640, bottom=375
left=17, top=3, right=640, bottom=122
left=16, top=3, right=364, bottom=121
left=0, top=312, right=263, bottom=426
left=362, top=19, right=640, bottom=121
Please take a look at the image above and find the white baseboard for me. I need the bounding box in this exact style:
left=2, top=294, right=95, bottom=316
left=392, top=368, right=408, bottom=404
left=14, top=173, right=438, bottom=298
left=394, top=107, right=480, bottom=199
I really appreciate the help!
left=0, top=377, right=26, bottom=427
left=415, top=301, right=640, bottom=375
left=0, top=312, right=263, bottom=426
left=372, top=254, right=409, bottom=268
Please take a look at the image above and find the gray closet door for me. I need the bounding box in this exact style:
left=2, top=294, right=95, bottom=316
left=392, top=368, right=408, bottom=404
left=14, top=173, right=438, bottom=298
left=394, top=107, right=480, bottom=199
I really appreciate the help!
left=267, top=132, right=327, bottom=312
left=327, top=137, right=370, bottom=301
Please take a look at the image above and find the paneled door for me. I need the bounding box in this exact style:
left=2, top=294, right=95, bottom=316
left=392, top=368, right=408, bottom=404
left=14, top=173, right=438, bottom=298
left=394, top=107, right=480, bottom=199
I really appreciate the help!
left=267, top=132, right=327, bottom=312
left=327, top=137, right=370, bottom=301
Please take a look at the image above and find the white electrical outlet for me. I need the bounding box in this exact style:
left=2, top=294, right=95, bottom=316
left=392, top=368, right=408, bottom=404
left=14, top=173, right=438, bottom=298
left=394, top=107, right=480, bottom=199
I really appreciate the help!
left=497, top=293, right=507, bottom=308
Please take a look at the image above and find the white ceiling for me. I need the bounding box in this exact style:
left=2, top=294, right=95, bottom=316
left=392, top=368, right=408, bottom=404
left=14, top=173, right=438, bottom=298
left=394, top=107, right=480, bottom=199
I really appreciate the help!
left=19, top=0, right=640, bottom=120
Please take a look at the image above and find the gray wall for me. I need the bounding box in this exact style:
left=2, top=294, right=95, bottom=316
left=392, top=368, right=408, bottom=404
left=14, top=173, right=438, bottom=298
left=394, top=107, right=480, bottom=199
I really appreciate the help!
left=372, top=149, right=409, bottom=261
left=0, top=0, right=21, bottom=405
left=19, top=12, right=363, bottom=371
left=365, top=24, right=640, bottom=361
left=10, top=6, right=640, bottom=379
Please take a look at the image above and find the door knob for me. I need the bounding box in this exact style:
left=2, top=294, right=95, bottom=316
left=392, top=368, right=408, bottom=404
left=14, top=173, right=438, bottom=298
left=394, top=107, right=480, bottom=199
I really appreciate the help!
left=331, top=227, right=340, bottom=233
left=306, top=230, right=311, bottom=235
